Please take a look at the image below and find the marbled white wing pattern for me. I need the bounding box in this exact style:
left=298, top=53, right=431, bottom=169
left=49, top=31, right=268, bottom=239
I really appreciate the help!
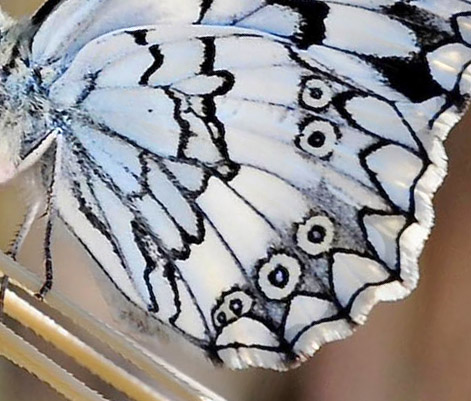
left=9, top=0, right=471, bottom=369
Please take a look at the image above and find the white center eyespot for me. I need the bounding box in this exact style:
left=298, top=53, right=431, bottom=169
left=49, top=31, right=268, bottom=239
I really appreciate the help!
left=296, top=120, right=337, bottom=158
left=256, top=254, right=302, bottom=301
left=296, top=215, right=335, bottom=256
left=301, top=78, right=333, bottom=110
left=213, top=290, right=253, bottom=329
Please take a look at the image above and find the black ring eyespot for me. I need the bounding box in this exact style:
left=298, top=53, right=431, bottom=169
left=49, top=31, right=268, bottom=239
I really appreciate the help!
left=296, top=120, right=337, bottom=158
left=296, top=216, right=335, bottom=256
left=213, top=290, right=254, bottom=328
left=301, top=78, right=333, bottom=110
left=257, top=254, right=302, bottom=301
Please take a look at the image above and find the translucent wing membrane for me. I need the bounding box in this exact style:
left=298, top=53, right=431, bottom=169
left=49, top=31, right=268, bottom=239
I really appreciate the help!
left=22, top=0, right=471, bottom=368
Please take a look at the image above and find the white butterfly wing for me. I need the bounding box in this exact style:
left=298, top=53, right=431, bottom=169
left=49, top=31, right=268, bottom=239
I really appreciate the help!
left=32, top=1, right=429, bottom=71
left=27, top=1, right=471, bottom=369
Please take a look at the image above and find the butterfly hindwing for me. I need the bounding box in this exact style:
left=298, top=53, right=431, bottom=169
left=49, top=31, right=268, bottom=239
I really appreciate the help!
left=22, top=0, right=471, bottom=368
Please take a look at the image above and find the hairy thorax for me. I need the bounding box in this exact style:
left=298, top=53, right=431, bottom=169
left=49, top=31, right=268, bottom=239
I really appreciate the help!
left=0, top=23, right=58, bottom=185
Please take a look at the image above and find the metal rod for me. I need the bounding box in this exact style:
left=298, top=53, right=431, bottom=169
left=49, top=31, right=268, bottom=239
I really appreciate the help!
left=3, top=288, right=171, bottom=401
left=0, top=252, right=225, bottom=401
left=0, top=320, right=109, bottom=401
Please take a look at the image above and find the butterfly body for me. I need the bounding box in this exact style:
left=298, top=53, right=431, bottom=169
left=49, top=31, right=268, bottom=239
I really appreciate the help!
left=1, top=0, right=471, bottom=370
left=0, top=22, right=54, bottom=184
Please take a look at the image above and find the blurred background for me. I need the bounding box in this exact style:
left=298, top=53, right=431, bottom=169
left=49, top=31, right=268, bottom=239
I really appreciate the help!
left=0, top=1, right=470, bottom=401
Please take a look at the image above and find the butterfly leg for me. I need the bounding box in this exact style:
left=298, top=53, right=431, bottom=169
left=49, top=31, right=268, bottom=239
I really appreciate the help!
left=36, top=215, right=54, bottom=300
left=7, top=200, right=42, bottom=260
left=0, top=201, right=42, bottom=315
left=35, top=136, right=63, bottom=301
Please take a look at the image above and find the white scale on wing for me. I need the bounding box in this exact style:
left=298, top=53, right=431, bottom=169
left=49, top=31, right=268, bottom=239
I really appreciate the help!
left=199, top=0, right=265, bottom=25
left=82, top=88, right=182, bottom=158
left=55, top=143, right=147, bottom=309
left=323, top=4, right=419, bottom=57
left=331, top=253, right=402, bottom=323
left=365, top=145, right=424, bottom=211
left=363, top=213, right=407, bottom=269
left=90, top=176, right=155, bottom=307
left=101, top=40, right=205, bottom=88
left=284, top=295, right=350, bottom=347
left=175, top=220, right=250, bottom=332
left=172, top=277, right=209, bottom=341
left=73, top=125, right=142, bottom=194
left=145, top=159, right=201, bottom=240
left=214, top=98, right=300, bottom=146
left=213, top=36, right=293, bottom=69
left=49, top=26, right=271, bottom=103
left=330, top=124, right=378, bottom=188
left=216, top=317, right=282, bottom=369
left=163, top=160, right=207, bottom=194
left=410, top=0, right=471, bottom=19
left=134, top=195, right=186, bottom=255
left=225, top=129, right=325, bottom=192
left=197, top=178, right=280, bottom=272
left=228, top=66, right=302, bottom=105
left=397, top=97, right=447, bottom=136
left=32, top=0, right=206, bottom=65
left=236, top=5, right=301, bottom=38
left=229, top=167, right=312, bottom=231
left=306, top=46, right=408, bottom=101
left=428, top=43, right=471, bottom=92
left=343, top=96, right=419, bottom=150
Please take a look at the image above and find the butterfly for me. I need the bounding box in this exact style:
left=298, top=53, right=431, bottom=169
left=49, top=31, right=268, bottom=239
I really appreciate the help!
left=0, top=0, right=470, bottom=370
